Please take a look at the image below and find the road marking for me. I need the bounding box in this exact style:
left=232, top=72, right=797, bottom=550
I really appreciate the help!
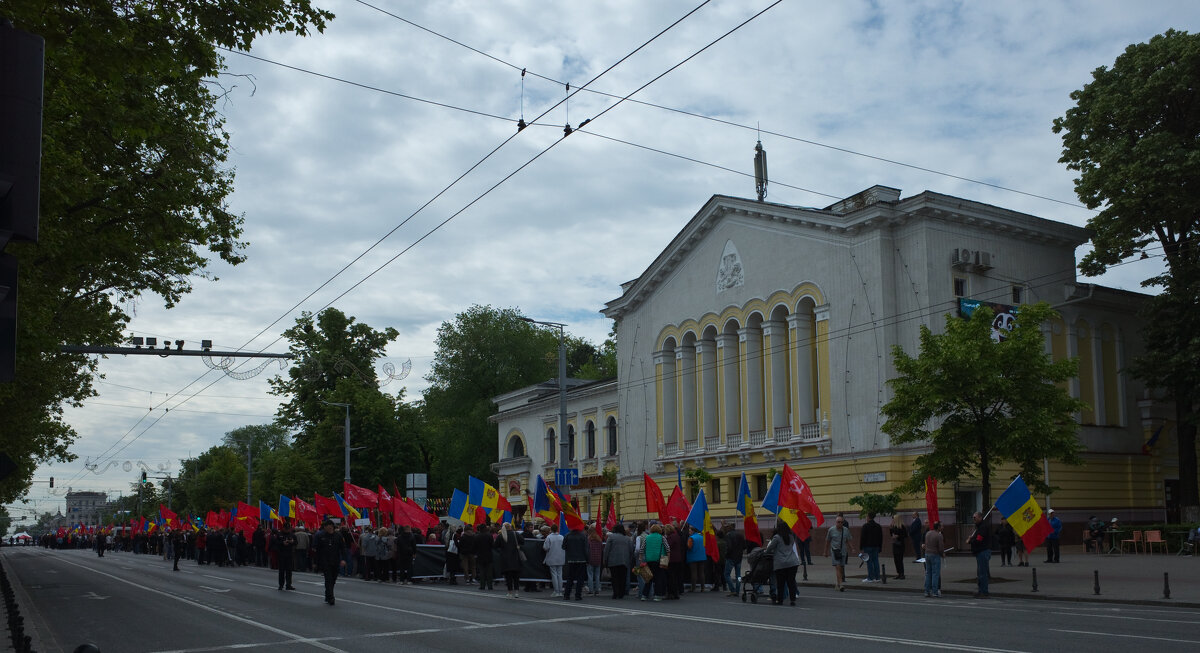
left=1049, top=611, right=1200, bottom=625
left=51, top=557, right=350, bottom=653
left=1051, top=629, right=1200, bottom=644
left=82, top=591, right=108, bottom=600
left=241, top=582, right=485, bottom=626
left=198, top=586, right=231, bottom=593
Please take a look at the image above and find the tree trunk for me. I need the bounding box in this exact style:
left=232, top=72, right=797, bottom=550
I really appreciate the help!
left=979, top=438, right=991, bottom=511
left=1177, top=394, right=1199, bottom=523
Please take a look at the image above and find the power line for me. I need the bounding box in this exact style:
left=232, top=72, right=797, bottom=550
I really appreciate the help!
left=352, top=1, right=1091, bottom=213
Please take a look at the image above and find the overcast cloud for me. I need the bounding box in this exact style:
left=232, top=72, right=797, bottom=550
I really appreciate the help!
left=19, top=0, right=1198, bottom=518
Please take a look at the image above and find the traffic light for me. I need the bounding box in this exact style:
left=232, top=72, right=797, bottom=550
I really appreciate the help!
left=0, top=22, right=45, bottom=383
left=48, top=476, right=52, bottom=488
left=141, top=471, right=147, bottom=484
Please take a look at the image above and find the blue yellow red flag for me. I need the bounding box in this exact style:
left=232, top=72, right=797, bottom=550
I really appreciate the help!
left=685, top=489, right=719, bottom=560
left=761, top=473, right=812, bottom=538
left=259, top=500, right=280, bottom=523
left=447, top=488, right=475, bottom=525
left=278, top=495, right=297, bottom=520
left=468, top=476, right=509, bottom=523
left=736, top=473, right=763, bottom=545
left=533, top=475, right=558, bottom=523
left=333, top=493, right=361, bottom=520
left=994, top=476, right=1053, bottom=550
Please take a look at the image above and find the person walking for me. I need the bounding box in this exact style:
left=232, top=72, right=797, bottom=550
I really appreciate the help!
left=860, top=513, right=883, bottom=582
left=1045, top=509, right=1062, bottom=563
left=824, top=515, right=853, bottom=591
left=543, top=525, right=566, bottom=597
left=495, top=522, right=525, bottom=598
left=970, top=511, right=993, bottom=598
left=170, top=528, right=184, bottom=571
left=889, top=514, right=906, bottom=580
left=922, top=521, right=944, bottom=598
left=908, top=512, right=923, bottom=563
left=273, top=523, right=296, bottom=591
left=722, top=523, right=745, bottom=597
left=314, top=519, right=346, bottom=605
left=603, top=523, right=633, bottom=599
left=763, top=522, right=800, bottom=606
left=562, top=526, right=589, bottom=601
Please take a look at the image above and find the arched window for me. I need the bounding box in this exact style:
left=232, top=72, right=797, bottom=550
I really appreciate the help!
left=586, top=421, right=596, bottom=459
left=606, top=416, right=618, bottom=455
left=545, top=428, right=556, bottom=464
left=508, top=436, right=525, bottom=459
left=568, top=424, right=576, bottom=461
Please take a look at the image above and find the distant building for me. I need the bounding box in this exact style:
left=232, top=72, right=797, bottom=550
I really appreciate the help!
left=494, top=187, right=1176, bottom=539
left=65, top=490, right=109, bottom=529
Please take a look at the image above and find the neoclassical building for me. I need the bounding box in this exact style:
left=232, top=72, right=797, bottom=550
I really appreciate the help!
left=495, top=186, right=1175, bottom=538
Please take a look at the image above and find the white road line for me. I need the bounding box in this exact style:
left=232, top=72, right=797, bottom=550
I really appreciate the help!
left=52, top=556, right=349, bottom=653
left=240, top=581, right=485, bottom=626
left=1051, top=629, right=1200, bottom=644
left=1049, top=611, right=1200, bottom=625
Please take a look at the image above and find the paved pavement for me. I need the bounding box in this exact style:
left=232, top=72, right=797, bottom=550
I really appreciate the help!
left=794, top=548, right=1200, bottom=606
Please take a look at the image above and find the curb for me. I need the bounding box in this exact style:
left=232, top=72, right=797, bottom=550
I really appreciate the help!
left=796, top=579, right=1200, bottom=609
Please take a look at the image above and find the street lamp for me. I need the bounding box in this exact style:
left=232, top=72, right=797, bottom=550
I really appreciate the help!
left=520, top=317, right=570, bottom=484
left=321, top=400, right=353, bottom=484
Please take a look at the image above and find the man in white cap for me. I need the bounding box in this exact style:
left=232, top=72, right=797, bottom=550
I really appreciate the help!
left=1044, top=509, right=1063, bottom=563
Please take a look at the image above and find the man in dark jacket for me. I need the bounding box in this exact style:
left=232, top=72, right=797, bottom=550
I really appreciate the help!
left=272, top=523, right=297, bottom=591
left=253, top=526, right=267, bottom=567
left=562, top=527, right=589, bottom=600
left=908, top=512, right=923, bottom=563
left=971, top=511, right=993, bottom=598
left=860, top=513, right=883, bottom=582
left=314, top=519, right=346, bottom=605
left=395, top=526, right=416, bottom=584
left=722, top=523, right=746, bottom=596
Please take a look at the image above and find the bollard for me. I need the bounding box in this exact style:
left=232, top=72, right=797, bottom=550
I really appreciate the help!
left=1032, top=567, right=1038, bottom=592
left=1163, top=572, right=1170, bottom=599
left=1093, top=569, right=1100, bottom=595
left=882, top=564, right=887, bottom=585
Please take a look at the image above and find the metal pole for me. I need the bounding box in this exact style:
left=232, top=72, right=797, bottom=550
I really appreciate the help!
left=246, top=446, right=252, bottom=504
left=344, top=404, right=351, bottom=484
left=557, top=325, right=569, bottom=479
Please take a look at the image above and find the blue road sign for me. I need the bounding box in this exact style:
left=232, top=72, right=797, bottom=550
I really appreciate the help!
left=555, top=468, right=579, bottom=487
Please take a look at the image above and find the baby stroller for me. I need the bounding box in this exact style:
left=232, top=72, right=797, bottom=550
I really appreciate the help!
left=741, top=546, right=775, bottom=604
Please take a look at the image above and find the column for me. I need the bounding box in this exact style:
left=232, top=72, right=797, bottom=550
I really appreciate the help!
left=1090, top=325, right=1106, bottom=426
left=789, top=312, right=815, bottom=425
left=717, top=333, right=741, bottom=439
left=677, top=345, right=697, bottom=450
left=762, top=320, right=789, bottom=437
left=654, top=350, right=677, bottom=451
left=697, top=340, right=718, bottom=446
left=739, top=326, right=764, bottom=435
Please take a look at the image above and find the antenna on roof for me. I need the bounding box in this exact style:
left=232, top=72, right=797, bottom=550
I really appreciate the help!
left=753, top=135, right=768, bottom=202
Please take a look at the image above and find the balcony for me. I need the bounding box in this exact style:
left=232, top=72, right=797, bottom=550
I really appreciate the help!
left=774, top=425, right=792, bottom=442
left=748, top=429, right=768, bottom=446
left=664, top=443, right=680, bottom=457
left=684, top=440, right=699, bottom=453
left=797, top=422, right=822, bottom=441
left=704, top=435, right=721, bottom=451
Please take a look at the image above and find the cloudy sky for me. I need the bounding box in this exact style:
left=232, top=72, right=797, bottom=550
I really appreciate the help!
left=17, top=0, right=1199, bottom=519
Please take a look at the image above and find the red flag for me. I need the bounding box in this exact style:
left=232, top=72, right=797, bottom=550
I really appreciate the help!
left=780, top=464, right=825, bottom=527
left=343, top=482, right=379, bottom=508
left=474, top=506, right=489, bottom=525
left=925, top=477, right=940, bottom=526
left=404, top=497, right=439, bottom=530
left=378, top=485, right=394, bottom=512
left=313, top=492, right=343, bottom=519
left=218, top=510, right=231, bottom=529
left=296, top=497, right=319, bottom=530
left=666, top=485, right=691, bottom=524
left=643, top=473, right=668, bottom=522
left=605, top=497, right=617, bottom=531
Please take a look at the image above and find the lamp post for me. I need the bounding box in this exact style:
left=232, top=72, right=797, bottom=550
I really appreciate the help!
left=520, top=317, right=570, bottom=481
left=321, top=400, right=353, bottom=484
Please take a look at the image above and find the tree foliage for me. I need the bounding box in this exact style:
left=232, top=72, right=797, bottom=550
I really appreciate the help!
left=1053, top=28, right=1200, bottom=516
left=0, top=0, right=333, bottom=503
left=849, top=492, right=900, bottom=518
left=881, top=303, right=1086, bottom=508
left=269, top=308, right=418, bottom=491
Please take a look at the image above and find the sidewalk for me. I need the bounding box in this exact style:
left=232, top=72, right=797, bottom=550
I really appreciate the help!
left=795, top=550, right=1200, bottom=607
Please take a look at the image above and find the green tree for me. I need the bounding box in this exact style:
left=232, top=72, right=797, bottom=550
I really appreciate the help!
left=849, top=492, right=900, bottom=518
left=179, top=446, right=246, bottom=513
left=0, top=506, right=10, bottom=537
left=0, top=0, right=333, bottom=503
left=270, top=308, right=418, bottom=492
left=881, top=303, right=1086, bottom=508
left=1053, top=28, right=1200, bottom=521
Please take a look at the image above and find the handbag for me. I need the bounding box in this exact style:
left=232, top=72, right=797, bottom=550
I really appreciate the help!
left=659, top=553, right=670, bottom=566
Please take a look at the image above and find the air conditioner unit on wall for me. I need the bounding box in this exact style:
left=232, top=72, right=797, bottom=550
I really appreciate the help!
left=951, top=248, right=993, bottom=271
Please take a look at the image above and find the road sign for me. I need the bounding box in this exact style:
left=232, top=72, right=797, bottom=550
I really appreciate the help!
left=555, top=468, right=579, bottom=487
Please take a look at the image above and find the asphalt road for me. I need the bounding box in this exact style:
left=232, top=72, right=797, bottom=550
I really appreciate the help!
left=4, top=547, right=1200, bottom=653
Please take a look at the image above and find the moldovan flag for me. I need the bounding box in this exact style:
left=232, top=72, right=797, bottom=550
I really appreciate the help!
left=553, top=489, right=586, bottom=531
left=643, top=473, right=668, bottom=523
left=735, top=473, right=763, bottom=546
left=685, top=489, right=719, bottom=560
left=259, top=500, right=280, bottom=523
left=994, top=476, right=1054, bottom=550
left=665, top=485, right=691, bottom=524
left=279, top=495, right=297, bottom=520
left=447, top=488, right=475, bottom=525
left=334, top=493, right=361, bottom=520
left=468, top=476, right=511, bottom=523
left=534, top=475, right=558, bottom=523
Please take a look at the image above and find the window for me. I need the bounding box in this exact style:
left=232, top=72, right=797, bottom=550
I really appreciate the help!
left=508, top=436, right=525, bottom=459
left=585, top=421, right=596, bottom=458
left=754, top=474, right=768, bottom=500
left=1011, top=285, right=1023, bottom=305
left=709, top=478, right=722, bottom=504
left=953, top=277, right=967, bottom=298
left=568, top=425, right=576, bottom=461
left=545, top=428, right=556, bottom=464
left=606, top=416, right=618, bottom=455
